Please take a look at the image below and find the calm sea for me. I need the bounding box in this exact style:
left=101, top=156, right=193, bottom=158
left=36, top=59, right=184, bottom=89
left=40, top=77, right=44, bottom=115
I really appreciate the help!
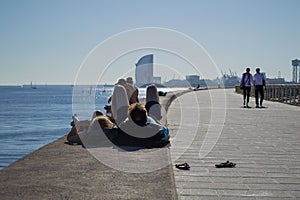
left=0, top=85, right=186, bottom=169
left=0, top=85, right=116, bottom=169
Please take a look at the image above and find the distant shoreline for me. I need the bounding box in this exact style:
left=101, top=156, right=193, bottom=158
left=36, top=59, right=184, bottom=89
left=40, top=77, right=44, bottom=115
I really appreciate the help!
left=0, top=84, right=115, bottom=88
left=0, top=84, right=195, bottom=88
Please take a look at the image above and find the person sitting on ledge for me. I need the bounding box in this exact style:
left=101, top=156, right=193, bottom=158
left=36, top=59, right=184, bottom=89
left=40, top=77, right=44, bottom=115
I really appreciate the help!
left=110, top=103, right=169, bottom=147
left=106, top=78, right=139, bottom=112
left=118, top=103, right=169, bottom=143
left=67, top=84, right=169, bottom=147
left=67, top=110, right=112, bottom=145
left=111, top=84, right=169, bottom=146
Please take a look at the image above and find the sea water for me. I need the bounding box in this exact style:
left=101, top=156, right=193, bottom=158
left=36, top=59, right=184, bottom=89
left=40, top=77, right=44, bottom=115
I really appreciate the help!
left=0, top=85, right=115, bottom=169
left=0, top=85, right=186, bottom=169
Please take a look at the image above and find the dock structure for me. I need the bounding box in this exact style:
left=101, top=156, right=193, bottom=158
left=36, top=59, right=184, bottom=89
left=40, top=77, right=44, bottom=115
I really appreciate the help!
left=1, top=88, right=300, bottom=199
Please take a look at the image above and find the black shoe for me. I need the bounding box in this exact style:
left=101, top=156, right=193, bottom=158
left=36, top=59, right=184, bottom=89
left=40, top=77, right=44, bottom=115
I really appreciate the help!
left=215, top=161, right=236, bottom=168
left=175, top=162, right=190, bottom=170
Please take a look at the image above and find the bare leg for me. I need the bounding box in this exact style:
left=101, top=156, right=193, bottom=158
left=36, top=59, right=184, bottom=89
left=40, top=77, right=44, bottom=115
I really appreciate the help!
left=111, top=85, right=129, bottom=125
left=146, top=84, right=164, bottom=122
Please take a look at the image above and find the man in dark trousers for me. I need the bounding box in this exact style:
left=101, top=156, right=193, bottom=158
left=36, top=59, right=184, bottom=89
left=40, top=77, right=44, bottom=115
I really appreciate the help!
left=253, top=68, right=266, bottom=108
left=240, top=67, right=253, bottom=108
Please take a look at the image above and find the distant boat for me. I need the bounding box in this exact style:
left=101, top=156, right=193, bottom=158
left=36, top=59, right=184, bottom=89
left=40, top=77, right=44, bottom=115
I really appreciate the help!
left=102, top=83, right=107, bottom=93
left=30, top=81, right=37, bottom=89
left=89, top=85, right=92, bottom=95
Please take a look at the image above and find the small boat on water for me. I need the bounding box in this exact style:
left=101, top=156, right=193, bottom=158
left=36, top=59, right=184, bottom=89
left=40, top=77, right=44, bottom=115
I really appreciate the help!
left=30, top=81, right=37, bottom=89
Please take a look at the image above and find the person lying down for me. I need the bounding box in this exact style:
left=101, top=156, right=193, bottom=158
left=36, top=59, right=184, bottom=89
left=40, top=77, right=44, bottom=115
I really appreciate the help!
left=67, top=84, right=169, bottom=148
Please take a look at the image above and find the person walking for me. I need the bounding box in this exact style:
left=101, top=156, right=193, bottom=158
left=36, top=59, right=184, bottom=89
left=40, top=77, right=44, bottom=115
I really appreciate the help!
left=253, top=68, right=266, bottom=108
left=240, top=67, right=253, bottom=108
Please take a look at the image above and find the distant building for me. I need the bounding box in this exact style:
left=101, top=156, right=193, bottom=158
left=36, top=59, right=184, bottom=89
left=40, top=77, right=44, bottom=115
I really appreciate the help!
left=292, top=59, right=300, bottom=83
left=152, top=76, right=161, bottom=84
left=164, top=79, right=190, bottom=87
left=186, top=75, right=200, bottom=87
left=135, top=54, right=154, bottom=86
left=222, top=74, right=239, bottom=87
left=135, top=54, right=162, bottom=87
left=263, top=71, right=286, bottom=84
left=266, top=78, right=285, bottom=84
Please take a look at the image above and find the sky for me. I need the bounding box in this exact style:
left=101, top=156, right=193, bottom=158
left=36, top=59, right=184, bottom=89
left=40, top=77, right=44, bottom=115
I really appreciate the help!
left=0, top=0, right=299, bottom=85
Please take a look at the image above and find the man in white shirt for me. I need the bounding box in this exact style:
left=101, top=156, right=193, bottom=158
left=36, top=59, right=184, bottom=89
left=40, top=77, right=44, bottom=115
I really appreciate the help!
left=240, top=67, right=253, bottom=108
left=253, top=68, right=266, bottom=108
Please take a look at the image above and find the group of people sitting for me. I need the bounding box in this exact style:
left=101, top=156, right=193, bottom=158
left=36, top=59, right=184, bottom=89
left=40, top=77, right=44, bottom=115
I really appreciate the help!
left=67, top=78, right=169, bottom=148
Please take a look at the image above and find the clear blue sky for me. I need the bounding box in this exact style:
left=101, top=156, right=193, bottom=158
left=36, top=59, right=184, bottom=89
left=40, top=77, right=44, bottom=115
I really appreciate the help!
left=0, top=0, right=299, bottom=85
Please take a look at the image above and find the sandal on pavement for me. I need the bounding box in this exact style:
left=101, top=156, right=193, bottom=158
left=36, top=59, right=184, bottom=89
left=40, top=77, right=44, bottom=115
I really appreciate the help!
left=215, top=161, right=236, bottom=168
left=175, top=162, right=190, bottom=170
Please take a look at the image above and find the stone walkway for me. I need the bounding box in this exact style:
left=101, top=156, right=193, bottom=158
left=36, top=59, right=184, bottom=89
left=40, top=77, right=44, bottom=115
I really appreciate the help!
left=168, top=88, right=300, bottom=199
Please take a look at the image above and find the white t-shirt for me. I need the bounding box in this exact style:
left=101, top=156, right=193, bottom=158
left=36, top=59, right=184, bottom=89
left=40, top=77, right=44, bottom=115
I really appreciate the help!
left=253, top=73, right=265, bottom=86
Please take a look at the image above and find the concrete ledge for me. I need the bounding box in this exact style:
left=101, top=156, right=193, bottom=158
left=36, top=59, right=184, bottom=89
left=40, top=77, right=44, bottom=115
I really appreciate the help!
left=0, top=89, right=194, bottom=200
left=0, top=135, right=178, bottom=199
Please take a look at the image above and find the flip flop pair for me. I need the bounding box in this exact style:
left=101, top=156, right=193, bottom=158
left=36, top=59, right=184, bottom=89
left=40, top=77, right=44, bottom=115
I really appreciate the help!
left=215, top=161, right=236, bottom=168
left=175, top=162, right=190, bottom=170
